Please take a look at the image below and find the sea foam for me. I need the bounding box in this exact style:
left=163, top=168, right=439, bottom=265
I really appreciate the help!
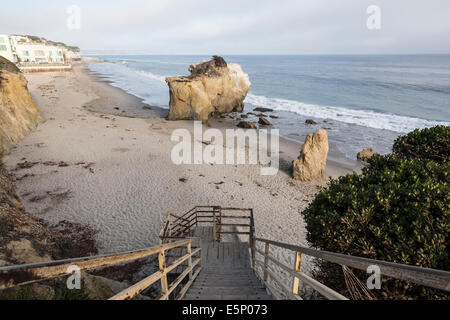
left=89, top=59, right=449, bottom=134
left=245, top=93, right=449, bottom=133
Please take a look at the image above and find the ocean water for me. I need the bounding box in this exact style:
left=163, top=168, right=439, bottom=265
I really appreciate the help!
left=87, top=55, right=450, bottom=161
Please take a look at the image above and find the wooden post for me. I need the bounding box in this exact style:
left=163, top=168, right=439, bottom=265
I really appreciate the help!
left=187, top=241, right=193, bottom=281
left=213, top=212, right=217, bottom=242
left=293, top=251, right=302, bottom=296
left=218, top=208, right=222, bottom=242
left=159, top=250, right=168, bottom=300
left=198, top=238, right=203, bottom=269
left=195, top=208, right=198, bottom=227
left=250, top=209, right=256, bottom=269
left=263, top=242, right=270, bottom=282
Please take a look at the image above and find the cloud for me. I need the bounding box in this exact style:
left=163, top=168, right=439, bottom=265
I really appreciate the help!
left=1, top=0, right=450, bottom=54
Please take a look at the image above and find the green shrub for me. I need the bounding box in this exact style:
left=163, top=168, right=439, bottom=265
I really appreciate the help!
left=393, top=125, right=449, bottom=163
left=302, top=154, right=449, bottom=299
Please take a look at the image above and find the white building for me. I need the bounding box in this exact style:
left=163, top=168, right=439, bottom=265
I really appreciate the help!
left=0, top=34, right=80, bottom=72
left=0, top=34, right=17, bottom=63
left=9, top=35, right=65, bottom=64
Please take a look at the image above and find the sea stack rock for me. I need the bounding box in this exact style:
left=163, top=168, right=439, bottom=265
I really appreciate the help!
left=292, top=129, right=329, bottom=181
left=166, top=56, right=251, bottom=121
left=0, top=57, right=42, bottom=156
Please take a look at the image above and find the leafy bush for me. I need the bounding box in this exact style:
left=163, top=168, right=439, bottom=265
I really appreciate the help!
left=302, top=154, right=449, bottom=299
left=393, top=125, right=449, bottom=163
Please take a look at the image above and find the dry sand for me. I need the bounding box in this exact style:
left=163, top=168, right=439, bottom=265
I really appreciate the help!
left=3, top=63, right=359, bottom=276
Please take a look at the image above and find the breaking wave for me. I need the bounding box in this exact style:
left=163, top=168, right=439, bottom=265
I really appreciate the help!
left=245, top=93, right=449, bottom=133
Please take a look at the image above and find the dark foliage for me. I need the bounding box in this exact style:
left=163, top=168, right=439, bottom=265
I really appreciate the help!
left=302, top=140, right=449, bottom=299
left=393, top=125, right=449, bottom=163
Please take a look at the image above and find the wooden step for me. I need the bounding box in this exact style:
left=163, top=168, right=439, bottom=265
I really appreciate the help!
left=183, top=226, right=272, bottom=300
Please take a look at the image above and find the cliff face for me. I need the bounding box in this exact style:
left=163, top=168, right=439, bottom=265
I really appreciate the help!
left=0, top=56, right=42, bottom=156
left=0, top=167, right=53, bottom=267
left=166, top=56, right=251, bottom=121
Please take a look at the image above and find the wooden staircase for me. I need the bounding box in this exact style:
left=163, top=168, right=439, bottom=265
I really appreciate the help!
left=183, top=226, right=272, bottom=300
left=1, top=206, right=449, bottom=300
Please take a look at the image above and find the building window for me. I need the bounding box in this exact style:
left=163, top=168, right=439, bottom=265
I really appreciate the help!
left=23, top=50, right=29, bottom=56
left=57, top=51, right=62, bottom=56
left=0, top=37, right=5, bottom=44
left=49, top=51, right=53, bottom=56
left=34, top=50, right=45, bottom=56
left=0, top=45, right=7, bottom=51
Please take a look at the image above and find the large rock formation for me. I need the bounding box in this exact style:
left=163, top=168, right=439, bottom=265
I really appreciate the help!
left=166, top=56, right=251, bottom=121
left=292, top=129, right=329, bottom=181
left=0, top=56, right=42, bottom=156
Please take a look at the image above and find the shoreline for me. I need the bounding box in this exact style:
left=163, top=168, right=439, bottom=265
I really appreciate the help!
left=83, top=62, right=361, bottom=174
left=2, top=64, right=359, bottom=275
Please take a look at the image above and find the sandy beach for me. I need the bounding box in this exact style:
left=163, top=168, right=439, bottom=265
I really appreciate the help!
left=2, top=63, right=358, bottom=273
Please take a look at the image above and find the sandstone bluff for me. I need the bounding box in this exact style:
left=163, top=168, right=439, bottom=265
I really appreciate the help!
left=166, top=56, right=251, bottom=121
left=0, top=56, right=42, bottom=156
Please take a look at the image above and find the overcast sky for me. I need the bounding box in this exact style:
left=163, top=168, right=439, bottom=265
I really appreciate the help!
left=2, top=0, right=450, bottom=54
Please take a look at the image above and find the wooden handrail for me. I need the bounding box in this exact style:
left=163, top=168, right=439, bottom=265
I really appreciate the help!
left=160, top=206, right=254, bottom=245
left=254, top=247, right=347, bottom=300
left=253, top=238, right=450, bottom=298
left=0, top=238, right=202, bottom=300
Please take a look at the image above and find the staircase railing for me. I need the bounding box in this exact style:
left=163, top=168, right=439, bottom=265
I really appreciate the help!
left=3, top=206, right=449, bottom=301
left=252, top=238, right=450, bottom=300
left=160, top=206, right=254, bottom=246
left=161, top=206, right=450, bottom=300
left=0, top=238, right=202, bottom=300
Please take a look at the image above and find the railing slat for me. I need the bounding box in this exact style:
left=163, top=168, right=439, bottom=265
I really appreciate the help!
left=0, top=239, right=195, bottom=289
left=176, top=267, right=202, bottom=300
left=255, top=238, right=450, bottom=292
left=159, top=258, right=201, bottom=300
left=110, top=247, right=201, bottom=300
left=109, top=271, right=164, bottom=300
left=293, top=252, right=302, bottom=296
left=254, top=247, right=348, bottom=300
left=255, top=259, right=302, bottom=300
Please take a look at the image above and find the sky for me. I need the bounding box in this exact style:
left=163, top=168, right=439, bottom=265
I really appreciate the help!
left=2, top=0, right=450, bottom=55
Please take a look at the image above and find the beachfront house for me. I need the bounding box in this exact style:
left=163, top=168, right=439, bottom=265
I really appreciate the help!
left=0, top=34, right=77, bottom=72
left=0, top=34, right=17, bottom=63
left=9, top=35, right=66, bottom=64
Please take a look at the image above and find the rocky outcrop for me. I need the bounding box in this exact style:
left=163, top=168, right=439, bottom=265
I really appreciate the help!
left=258, top=117, right=272, bottom=126
left=166, top=56, right=251, bottom=121
left=292, top=129, right=329, bottom=181
left=0, top=56, right=42, bottom=156
left=357, top=148, right=375, bottom=161
left=237, top=121, right=257, bottom=129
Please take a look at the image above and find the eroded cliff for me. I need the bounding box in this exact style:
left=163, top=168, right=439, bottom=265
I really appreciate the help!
left=0, top=56, right=42, bottom=156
